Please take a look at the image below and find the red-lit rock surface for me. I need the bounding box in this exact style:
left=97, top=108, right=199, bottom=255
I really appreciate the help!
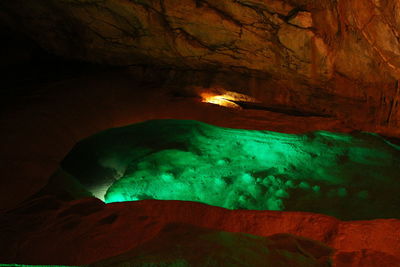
left=92, top=223, right=334, bottom=267
left=1, top=197, right=399, bottom=266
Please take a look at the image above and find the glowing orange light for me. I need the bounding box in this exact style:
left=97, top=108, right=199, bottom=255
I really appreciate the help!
left=200, top=90, right=258, bottom=109
left=201, top=93, right=241, bottom=108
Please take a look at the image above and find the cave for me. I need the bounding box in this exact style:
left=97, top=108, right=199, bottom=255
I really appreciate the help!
left=1, top=0, right=400, bottom=266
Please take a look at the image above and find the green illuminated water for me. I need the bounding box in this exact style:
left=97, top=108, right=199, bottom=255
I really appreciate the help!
left=62, top=120, right=400, bottom=220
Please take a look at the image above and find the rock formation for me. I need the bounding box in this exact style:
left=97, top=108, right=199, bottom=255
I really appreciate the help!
left=62, top=119, right=400, bottom=220
left=2, top=1, right=400, bottom=266
left=2, top=197, right=400, bottom=266
left=2, top=0, right=400, bottom=135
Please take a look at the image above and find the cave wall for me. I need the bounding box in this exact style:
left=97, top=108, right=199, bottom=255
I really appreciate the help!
left=2, top=0, right=400, bottom=135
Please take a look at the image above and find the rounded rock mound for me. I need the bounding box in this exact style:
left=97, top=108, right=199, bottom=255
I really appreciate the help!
left=61, top=119, right=400, bottom=220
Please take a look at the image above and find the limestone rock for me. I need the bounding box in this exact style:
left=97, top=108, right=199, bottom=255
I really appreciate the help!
left=62, top=119, right=400, bottom=220
left=3, top=0, right=400, bottom=132
left=93, top=223, right=333, bottom=267
left=289, top=11, right=313, bottom=28
left=1, top=197, right=400, bottom=265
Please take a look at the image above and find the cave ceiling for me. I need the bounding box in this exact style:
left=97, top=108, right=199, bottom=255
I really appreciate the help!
left=2, top=0, right=400, bottom=135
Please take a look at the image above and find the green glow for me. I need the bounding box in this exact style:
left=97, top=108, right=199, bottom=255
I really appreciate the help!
left=62, top=120, right=400, bottom=220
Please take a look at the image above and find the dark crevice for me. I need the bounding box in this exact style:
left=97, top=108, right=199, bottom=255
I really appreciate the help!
left=282, top=7, right=308, bottom=22
left=230, top=100, right=332, bottom=117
